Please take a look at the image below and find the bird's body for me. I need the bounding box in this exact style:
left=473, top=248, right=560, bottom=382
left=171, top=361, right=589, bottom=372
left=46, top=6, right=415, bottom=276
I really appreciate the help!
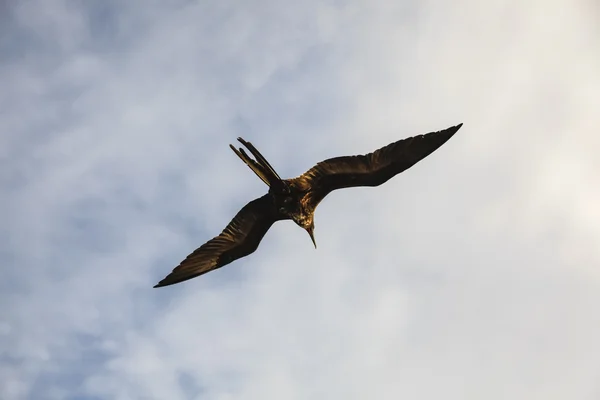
left=154, top=123, right=462, bottom=288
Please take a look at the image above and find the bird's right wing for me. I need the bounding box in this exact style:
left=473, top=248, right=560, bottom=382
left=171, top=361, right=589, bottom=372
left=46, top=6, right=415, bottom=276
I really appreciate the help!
left=154, top=194, right=282, bottom=288
left=294, top=123, right=462, bottom=208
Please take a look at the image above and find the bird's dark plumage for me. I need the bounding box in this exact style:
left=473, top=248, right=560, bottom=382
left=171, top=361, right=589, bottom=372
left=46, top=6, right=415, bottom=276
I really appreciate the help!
left=154, top=195, right=282, bottom=287
left=154, top=123, right=462, bottom=287
left=291, top=123, right=462, bottom=209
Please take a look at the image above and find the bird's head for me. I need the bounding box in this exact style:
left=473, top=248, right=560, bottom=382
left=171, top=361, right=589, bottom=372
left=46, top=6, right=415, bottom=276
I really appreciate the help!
left=294, top=214, right=316, bottom=249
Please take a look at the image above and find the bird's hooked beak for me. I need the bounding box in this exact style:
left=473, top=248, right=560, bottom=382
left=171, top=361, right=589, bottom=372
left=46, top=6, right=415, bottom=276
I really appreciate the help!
left=306, top=225, right=317, bottom=249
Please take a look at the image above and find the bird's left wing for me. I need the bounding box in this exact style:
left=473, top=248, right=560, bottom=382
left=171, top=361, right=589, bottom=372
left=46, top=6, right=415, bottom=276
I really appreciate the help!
left=293, top=123, right=462, bottom=209
left=154, top=194, right=282, bottom=288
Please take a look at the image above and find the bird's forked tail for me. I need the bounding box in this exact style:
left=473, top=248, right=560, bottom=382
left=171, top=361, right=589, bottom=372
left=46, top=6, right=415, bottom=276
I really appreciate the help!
left=230, top=138, right=286, bottom=191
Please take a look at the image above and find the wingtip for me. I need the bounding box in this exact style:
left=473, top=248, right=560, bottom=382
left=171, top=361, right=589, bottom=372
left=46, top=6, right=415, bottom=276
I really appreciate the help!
left=153, top=278, right=171, bottom=288
left=445, top=122, right=463, bottom=136
left=153, top=276, right=180, bottom=288
left=451, top=122, right=463, bottom=132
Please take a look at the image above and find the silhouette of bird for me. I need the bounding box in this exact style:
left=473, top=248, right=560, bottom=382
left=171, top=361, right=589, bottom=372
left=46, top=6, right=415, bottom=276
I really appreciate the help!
left=154, top=123, right=462, bottom=288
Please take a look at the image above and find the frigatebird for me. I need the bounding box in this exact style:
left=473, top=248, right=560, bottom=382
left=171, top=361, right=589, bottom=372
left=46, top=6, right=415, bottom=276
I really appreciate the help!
left=154, top=123, right=462, bottom=288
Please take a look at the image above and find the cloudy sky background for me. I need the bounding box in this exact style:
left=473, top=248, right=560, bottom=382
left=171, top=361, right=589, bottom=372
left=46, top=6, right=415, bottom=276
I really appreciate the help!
left=2, top=0, right=600, bottom=398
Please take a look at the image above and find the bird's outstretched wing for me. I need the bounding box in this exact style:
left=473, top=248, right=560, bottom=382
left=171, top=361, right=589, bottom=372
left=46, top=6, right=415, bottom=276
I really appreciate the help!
left=154, top=194, right=282, bottom=288
left=293, top=123, right=462, bottom=208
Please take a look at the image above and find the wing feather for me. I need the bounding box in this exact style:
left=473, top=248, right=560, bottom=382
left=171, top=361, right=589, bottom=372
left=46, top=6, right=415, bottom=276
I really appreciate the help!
left=154, top=194, right=281, bottom=287
left=295, top=123, right=462, bottom=208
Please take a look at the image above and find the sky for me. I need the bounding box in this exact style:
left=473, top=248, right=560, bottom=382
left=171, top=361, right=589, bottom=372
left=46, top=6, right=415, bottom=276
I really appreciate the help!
left=1, top=0, right=600, bottom=399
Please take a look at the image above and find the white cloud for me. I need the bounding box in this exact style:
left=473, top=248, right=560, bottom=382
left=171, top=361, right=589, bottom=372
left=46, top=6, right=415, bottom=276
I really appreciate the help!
left=1, top=0, right=599, bottom=399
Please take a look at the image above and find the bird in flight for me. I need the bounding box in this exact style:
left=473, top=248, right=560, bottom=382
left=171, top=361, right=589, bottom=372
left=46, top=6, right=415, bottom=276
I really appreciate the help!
left=154, top=123, right=462, bottom=288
